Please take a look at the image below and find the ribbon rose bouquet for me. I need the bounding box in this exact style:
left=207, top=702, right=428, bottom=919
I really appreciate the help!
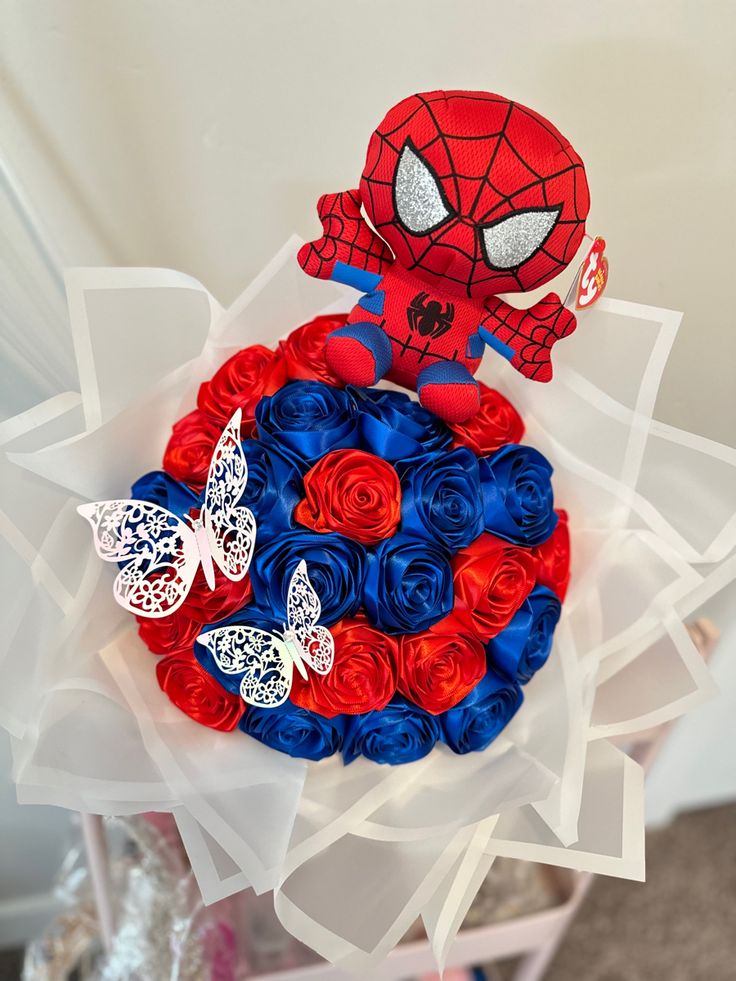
left=2, top=91, right=735, bottom=974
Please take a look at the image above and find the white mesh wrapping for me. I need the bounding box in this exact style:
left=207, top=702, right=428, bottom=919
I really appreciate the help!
left=1, top=238, right=733, bottom=972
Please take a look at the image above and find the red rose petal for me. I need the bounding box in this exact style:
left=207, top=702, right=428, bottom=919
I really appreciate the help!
left=294, top=449, right=401, bottom=545
left=156, top=650, right=242, bottom=731
left=290, top=615, right=398, bottom=717
left=399, top=630, right=486, bottom=714
left=450, top=383, right=524, bottom=456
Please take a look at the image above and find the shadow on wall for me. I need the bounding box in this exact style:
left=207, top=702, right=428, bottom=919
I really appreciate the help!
left=528, top=39, right=733, bottom=444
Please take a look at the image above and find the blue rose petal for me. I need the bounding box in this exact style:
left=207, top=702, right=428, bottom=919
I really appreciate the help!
left=353, top=387, right=452, bottom=462
left=251, top=529, right=367, bottom=626
left=479, top=444, right=558, bottom=547
left=131, top=470, right=200, bottom=517
left=400, top=447, right=484, bottom=553
left=364, top=533, right=453, bottom=634
left=241, top=702, right=345, bottom=761
left=442, top=669, right=523, bottom=754
left=256, top=380, right=359, bottom=464
left=343, top=697, right=441, bottom=764
left=240, top=439, right=305, bottom=535
left=487, top=586, right=561, bottom=684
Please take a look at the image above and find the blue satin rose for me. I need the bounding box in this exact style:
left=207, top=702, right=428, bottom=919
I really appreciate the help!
left=479, top=444, right=557, bottom=547
left=442, top=669, right=523, bottom=754
left=353, top=387, right=453, bottom=462
left=343, top=697, right=441, bottom=764
left=256, top=380, right=359, bottom=464
left=364, top=533, right=453, bottom=634
left=131, top=470, right=200, bottom=517
left=487, top=586, right=561, bottom=684
left=250, top=530, right=366, bottom=626
left=400, top=447, right=484, bottom=553
left=240, top=439, right=304, bottom=534
left=240, top=702, right=345, bottom=761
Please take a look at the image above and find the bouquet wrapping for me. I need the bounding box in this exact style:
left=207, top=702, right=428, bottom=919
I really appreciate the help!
left=1, top=240, right=734, bottom=972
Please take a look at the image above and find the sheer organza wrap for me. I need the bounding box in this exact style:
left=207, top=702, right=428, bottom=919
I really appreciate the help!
left=1, top=239, right=733, bottom=972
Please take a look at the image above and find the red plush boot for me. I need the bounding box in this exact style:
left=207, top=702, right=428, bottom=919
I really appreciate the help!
left=417, top=362, right=481, bottom=424
left=325, top=323, right=393, bottom=387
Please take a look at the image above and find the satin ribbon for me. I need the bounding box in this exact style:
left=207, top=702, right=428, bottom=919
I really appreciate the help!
left=355, top=386, right=452, bottom=463
left=131, top=470, right=200, bottom=517
left=442, top=669, right=523, bottom=754
left=241, top=701, right=345, bottom=761
left=343, top=697, right=442, bottom=764
left=479, top=443, right=558, bottom=546
left=240, top=439, right=305, bottom=532
left=251, top=531, right=366, bottom=626
left=256, top=381, right=360, bottom=464
left=364, top=533, right=453, bottom=634
left=400, top=446, right=484, bottom=552
left=487, top=585, right=561, bottom=684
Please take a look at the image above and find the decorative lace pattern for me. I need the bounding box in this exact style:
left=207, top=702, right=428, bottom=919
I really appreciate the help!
left=200, top=560, right=335, bottom=707
left=204, top=412, right=256, bottom=580
left=79, top=499, right=199, bottom=616
left=78, top=410, right=256, bottom=617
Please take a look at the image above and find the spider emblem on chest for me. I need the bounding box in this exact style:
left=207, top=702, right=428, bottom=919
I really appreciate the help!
left=406, top=292, right=455, bottom=339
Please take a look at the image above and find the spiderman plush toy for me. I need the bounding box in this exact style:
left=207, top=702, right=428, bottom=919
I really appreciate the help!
left=298, top=90, right=590, bottom=422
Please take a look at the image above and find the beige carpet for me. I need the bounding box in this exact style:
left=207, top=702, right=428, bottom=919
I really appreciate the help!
left=542, top=802, right=736, bottom=981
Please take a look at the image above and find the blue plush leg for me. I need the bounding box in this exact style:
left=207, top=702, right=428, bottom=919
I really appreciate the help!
left=417, top=361, right=480, bottom=423
left=325, top=322, right=392, bottom=387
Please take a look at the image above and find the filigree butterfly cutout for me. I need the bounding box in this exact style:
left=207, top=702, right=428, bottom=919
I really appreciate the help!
left=77, top=409, right=256, bottom=618
left=198, top=560, right=335, bottom=708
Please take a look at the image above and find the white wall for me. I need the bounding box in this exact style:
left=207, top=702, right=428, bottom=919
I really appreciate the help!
left=2, top=0, right=734, bottom=439
left=1, top=0, right=734, bottom=933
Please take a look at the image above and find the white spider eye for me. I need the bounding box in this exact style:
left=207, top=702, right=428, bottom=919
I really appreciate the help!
left=481, top=207, right=561, bottom=269
left=394, top=142, right=452, bottom=234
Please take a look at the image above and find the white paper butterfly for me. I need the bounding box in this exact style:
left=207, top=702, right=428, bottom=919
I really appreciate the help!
left=197, top=560, right=335, bottom=708
left=77, top=409, right=256, bottom=618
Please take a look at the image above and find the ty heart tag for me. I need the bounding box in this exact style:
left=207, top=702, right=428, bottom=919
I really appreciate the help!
left=575, top=236, right=608, bottom=310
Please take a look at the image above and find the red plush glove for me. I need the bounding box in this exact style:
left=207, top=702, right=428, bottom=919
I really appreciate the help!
left=298, top=189, right=393, bottom=280
left=481, top=293, right=577, bottom=382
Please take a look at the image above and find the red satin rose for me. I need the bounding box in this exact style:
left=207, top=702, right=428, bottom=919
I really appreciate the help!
left=157, top=651, right=242, bottom=731
left=399, top=630, right=486, bottom=714
left=448, top=533, right=537, bottom=641
left=278, top=315, right=347, bottom=386
left=290, top=616, right=398, bottom=717
left=197, top=344, right=287, bottom=437
left=137, top=608, right=203, bottom=656
left=533, top=509, right=570, bottom=600
left=180, top=567, right=253, bottom=623
left=294, top=449, right=401, bottom=545
left=163, top=409, right=223, bottom=490
left=449, top=383, right=524, bottom=456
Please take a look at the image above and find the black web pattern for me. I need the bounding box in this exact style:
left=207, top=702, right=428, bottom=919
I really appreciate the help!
left=361, top=93, right=587, bottom=299
left=482, top=294, right=576, bottom=381
left=298, top=189, right=393, bottom=278
left=383, top=322, right=464, bottom=366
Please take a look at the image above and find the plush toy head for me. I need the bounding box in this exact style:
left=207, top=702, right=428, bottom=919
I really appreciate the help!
left=359, top=91, right=589, bottom=299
